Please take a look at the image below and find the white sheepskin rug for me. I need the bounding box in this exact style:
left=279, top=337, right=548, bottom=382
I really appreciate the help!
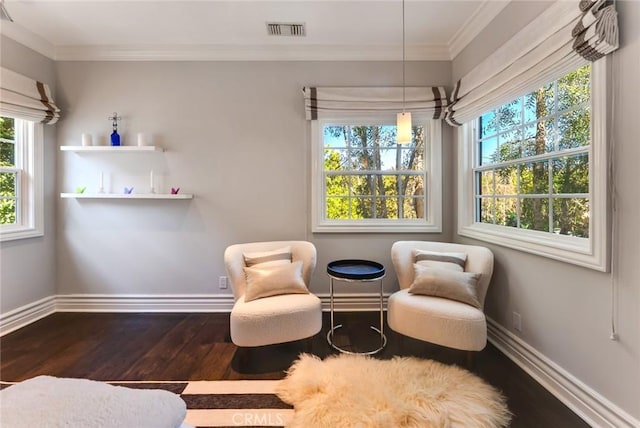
left=276, top=353, right=511, bottom=428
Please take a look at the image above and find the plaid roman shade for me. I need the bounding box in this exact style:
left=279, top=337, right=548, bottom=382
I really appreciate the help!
left=0, top=67, right=60, bottom=124
left=303, top=86, right=447, bottom=121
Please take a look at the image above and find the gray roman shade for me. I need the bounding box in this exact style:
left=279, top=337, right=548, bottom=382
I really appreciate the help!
left=445, top=0, right=619, bottom=127
left=303, top=86, right=447, bottom=120
left=0, top=67, right=60, bottom=124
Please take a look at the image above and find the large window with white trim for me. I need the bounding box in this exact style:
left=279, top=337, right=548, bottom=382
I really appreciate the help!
left=458, top=61, right=608, bottom=271
left=0, top=116, right=43, bottom=241
left=312, top=115, right=442, bottom=233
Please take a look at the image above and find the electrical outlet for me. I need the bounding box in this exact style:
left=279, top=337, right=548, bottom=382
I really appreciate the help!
left=219, top=276, right=228, bottom=289
left=512, top=311, right=522, bottom=332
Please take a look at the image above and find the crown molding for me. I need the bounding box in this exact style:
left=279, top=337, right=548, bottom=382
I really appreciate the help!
left=447, top=0, right=512, bottom=60
left=53, top=43, right=451, bottom=62
left=0, top=21, right=56, bottom=60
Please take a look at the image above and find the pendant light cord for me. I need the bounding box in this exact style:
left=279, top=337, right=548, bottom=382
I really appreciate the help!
left=402, top=0, right=406, bottom=113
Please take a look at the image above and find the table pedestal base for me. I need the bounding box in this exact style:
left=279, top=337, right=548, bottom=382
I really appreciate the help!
left=327, top=324, right=387, bottom=356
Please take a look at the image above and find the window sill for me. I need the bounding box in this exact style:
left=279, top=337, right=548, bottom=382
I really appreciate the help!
left=458, top=223, right=607, bottom=271
left=1, top=226, right=44, bottom=242
left=313, top=221, right=442, bottom=234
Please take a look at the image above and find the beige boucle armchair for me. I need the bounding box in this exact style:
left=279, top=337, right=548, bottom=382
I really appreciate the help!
left=388, top=241, right=494, bottom=352
left=224, top=241, right=322, bottom=347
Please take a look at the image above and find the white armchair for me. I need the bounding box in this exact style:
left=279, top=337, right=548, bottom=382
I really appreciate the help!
left=388, top=241, right=494, bottom=352
left=224, top=241, right=322, bottom=347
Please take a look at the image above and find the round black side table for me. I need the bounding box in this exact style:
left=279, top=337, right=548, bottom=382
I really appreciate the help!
left=326, top=259, right=387, bottom=355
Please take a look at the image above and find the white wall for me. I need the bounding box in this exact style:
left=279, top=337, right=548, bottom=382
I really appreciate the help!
left=0, top=36, right=57, bottom=313
left=452, top=1, right=640, bottom=421
left=55, top=60, right=451, bottom=297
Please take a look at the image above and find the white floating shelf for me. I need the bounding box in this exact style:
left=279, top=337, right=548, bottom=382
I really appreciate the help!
left=61, top=193, right=193, bottom=200
left=60, top=146, right=164, bottom=152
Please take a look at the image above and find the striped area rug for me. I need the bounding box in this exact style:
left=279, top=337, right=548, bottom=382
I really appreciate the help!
left=1, top=380, right=293, bottom=428
left=110, top=380, right=293, bottom=428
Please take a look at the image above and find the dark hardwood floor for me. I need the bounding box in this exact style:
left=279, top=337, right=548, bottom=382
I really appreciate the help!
left=0, top=312, right=589, bottom=427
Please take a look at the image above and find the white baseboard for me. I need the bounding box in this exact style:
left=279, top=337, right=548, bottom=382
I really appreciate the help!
left=56, top=294, right=235, bottom=313
left=1, top=293, right=389, bottom=334
left=0, top=296, right=56, bottom=336
left=487, top=318, right=639, bottom=428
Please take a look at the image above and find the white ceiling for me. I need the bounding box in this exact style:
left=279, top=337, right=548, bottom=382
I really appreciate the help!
left=0, top=0, right=511, bottom=61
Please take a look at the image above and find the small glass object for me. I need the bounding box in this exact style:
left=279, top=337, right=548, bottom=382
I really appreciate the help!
left=108, top=112, right=121, bottom=146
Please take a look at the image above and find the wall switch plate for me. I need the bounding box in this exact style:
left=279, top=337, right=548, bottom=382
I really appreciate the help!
left=512, top=311, right=522, bottom=332
left=219, top=276, right=228, bottom=289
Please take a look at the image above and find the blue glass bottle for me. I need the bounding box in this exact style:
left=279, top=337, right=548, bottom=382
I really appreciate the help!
left=110, top=130, right=120, bottom=146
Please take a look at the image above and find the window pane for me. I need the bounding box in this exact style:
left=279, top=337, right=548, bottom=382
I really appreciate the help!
left=494, top=167, right=517, bottom=195
left=497, top=129, right=523, bottom=162
left=0, top=117, right=15, bottom=140
left=403, top=197, right=424, bottom=219
left=523, top=92, right=538, bottom=124
left=478, top=197, right=495, bottom=224
left=401, top=175, right=424, bottom=198
left=520, top=198, right=549, bottom=232
left=553, top=198, right=589, bottom=237
left=326, top=197, right=350, bottom=220
left=498, top=98, right=523, bottom=131
left=350, top=148, right=379, bottom=171
left=1, top=116, right=16, bottom=168
left=553, top=154, right=589, bottom=194
left=480, top=110, right=498, bottom=138
left=557, top=64, right=591, bottom=111
left=1, top=117, right=19, bottom=228
left=519, top=161, right=549, bottom=194
left=479, top=136, right=498, bottom=165
left=529, top=82, right=555, bottom=117
left=495, top=197, right=518, bottom=227
left=0, top=198, right=16, bottom=225
left=353, top=197, right=373, bottom=219
left=324, top=149, right=347, bottom=170
left=325, top=174, right=351, bottom=196
left=374, top=175, right=396, bottom=196
left=349, top=175, right=378, bottom=196
left=0, top=172, right=16, bottom=197
left=399, top=147, right=424, bottom=171
left=1, top=141, right=15, bottom=167
left=376, top=197, right=398, bottom=219
left=558, top=107, right=590, bottom=150
left=323, top=126, right=348, bottom=148
left=378, top=148, right=397, bottom=170
left=476, top=170, right=494, bottom=196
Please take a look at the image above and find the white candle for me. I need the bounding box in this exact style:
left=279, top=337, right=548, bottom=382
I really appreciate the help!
left=82, top=133, right=92, bottom=146
left=150, top=170, right=154, bottom=189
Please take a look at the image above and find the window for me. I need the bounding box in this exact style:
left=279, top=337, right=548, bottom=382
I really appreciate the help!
left=312, top=116, right=442, bottom=233
left=458, top=61, right=608, bottom=271
left=0, top=116, right=43, bottom=241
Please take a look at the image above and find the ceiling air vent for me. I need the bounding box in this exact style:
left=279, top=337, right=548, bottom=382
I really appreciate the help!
left=267, top=22, right=306, bottom=37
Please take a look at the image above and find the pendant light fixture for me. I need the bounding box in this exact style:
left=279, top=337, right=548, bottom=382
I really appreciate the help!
left=396, top=0, right=411, bottom=144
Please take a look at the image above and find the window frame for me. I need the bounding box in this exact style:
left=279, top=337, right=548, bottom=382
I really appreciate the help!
left=457, top=59, right=609, bottom=271
left=311, top=115, right=442, bottom=233
left=0, top=117, right=44, bottom=242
